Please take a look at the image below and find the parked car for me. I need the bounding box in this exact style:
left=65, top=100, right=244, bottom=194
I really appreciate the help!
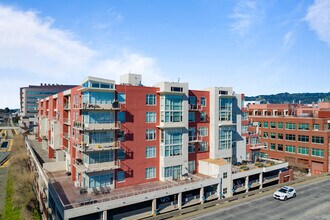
left=273, top=186, right=296, bottom=201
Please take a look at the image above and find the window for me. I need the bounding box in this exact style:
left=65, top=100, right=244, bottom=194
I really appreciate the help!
left=188, top=161, right=196, bottom=174
left=312, top=148, right=324, bottom=157
left=242, top=125, right=248, bottom=134
left=219, top=98, right=232, bottom=122
left=188, top=144, right=195, bottom=153
left=270, top=132, right=276, bottom=139
left=171, top=87, right=183, bottom=92
left=263, top=132, right=268, bottom=138
left=189, top=112, right=195, bottom=122
left=201, top=97, right=206, bottom=107
left=285, top=134, right=296, bottom=141
left=270, top=143, right=276, bottom=150
left=117, top=171, right=125, bottom=182
left=118, top=93, right=126, bottom=103
left=278, top=122, right=283, bottom=129
left=298, top=123, right=309, bottom=130
left=270, top=122, right=276, bottom=128
left=161, top=95, right=183, bottom=122
left=263, top=122, right=268, bottom=128
left=189, top=96, right=197, bottom=105
left=117, top=149, right=126, bottom=160
left=200, top=112, right=206, bottom=122
left=88, top=173, right=113, bottom=188
left=278, top=133, right=283, bottom=140
left=199, top=142, right=208, bottom=152
left=146, top=129, right=156, bottom=140
left=146, top=167, right=156, bottom=179
left=313, top=124, right=320, bottom=130
left=277, top=144, right=283, bottom=151
left=219, top=127, right=232, bottom=150
left=198, top=127, right=208, bottom=136
left=298, top=147, right=309, bottom=155
left=312, top=136, right=324, bottom=144
left=223, top=172, right=228, bottom=179
left=146, top=94, right=156, bottom=105
left=285, top=145, right=296, bottom=153
left=163, top=130, right=183, bottom=157
left=163, top=165, right=182, bottom=178
left=146, top=147, right=156, bottom=158
left=286, top=122, right=296, bottom=130
left=87, top=151, right=114, bottom=164
left=298, top=135, right=309, bottom=142
left=223, top=188, right=228, bottom=194
left=146, top=112, right=156, bottom=123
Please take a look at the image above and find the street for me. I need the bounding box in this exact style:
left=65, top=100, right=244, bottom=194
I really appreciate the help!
left=189, top=177, right=330, bottom=220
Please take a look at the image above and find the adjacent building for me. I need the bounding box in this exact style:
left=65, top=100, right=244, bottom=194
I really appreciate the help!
left=247, top=103, right=330, bottom=175
left=20, top=84, right=76, bottom=129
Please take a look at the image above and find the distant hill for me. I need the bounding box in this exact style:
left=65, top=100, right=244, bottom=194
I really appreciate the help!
left=245, top=92, right=330, bottom=104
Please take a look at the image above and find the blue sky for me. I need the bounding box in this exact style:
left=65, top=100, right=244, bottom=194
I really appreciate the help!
left=0, top=0, right=330, bottom=108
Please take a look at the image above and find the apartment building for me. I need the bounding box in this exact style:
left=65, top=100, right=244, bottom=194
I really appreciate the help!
left=36, top=74, right=288, bottom=219
left=247, top=103, right=330, bottom=175
left=20, top=84, right=76, bottom=129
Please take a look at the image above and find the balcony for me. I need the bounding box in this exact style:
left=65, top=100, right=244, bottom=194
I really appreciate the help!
left=75, top=159, right=120, bottom=173
left=189, top=136, right=202, bottom=143
left=63, top=132, right=70, bottom=140
left=249, top=142, right=268, bottom=150
left=84, top=122, right=120, bottom=131
left=63, top=118, right=70, bottom=125
left=64, top=102, right=70, bottom=110
left=157, top=121, right=186, bottom=129
left=189, top=104, right=202, bottom=111
left=75, top=141, right=120, bottom=152
left=73, top=101, right=120, bottom=111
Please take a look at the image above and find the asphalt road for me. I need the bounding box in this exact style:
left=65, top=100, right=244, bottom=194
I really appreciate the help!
left=190, top=178, right=330, bottom=220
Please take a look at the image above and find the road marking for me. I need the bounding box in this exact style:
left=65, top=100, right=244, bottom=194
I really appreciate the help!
left=1, top=158, right=10, bottom=167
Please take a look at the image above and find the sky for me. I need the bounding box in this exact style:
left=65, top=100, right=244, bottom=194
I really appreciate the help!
left=0, top=0, right=330, bottom=109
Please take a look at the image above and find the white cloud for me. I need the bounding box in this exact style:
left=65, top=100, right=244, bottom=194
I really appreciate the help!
left=229, top=0, right=263, bottom=36
left=282, top=31, right=295, bottom=51
left=305, top=0, right=330, bottom=46
left=0, top=5, right=165, bottom=108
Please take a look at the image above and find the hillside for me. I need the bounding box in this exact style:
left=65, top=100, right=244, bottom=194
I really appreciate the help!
left=245, top=92, right=330, bottom=104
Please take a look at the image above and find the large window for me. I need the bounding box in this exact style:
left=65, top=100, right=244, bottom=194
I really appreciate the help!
left=162, top=129, right=183, bottom=157
left=87, top=151, right=114, bottom=164
left=298, top=123, right=309, bottom=130
left=312, top=148, right=324, bottom=157
left=146, top=146, right=156, bottom=158
left=189, top=96, right=197, bottom=105
left=118, top=93, right=126, bottom=103
left=198, top=127, right=208, bottom=136
left=219, top=127, right=232, bottom=150
left=82, top=91, right=115, bottom=105
left=298, top=147, right=309, bottom=155
left=146, top=167, right=156, bottom=179
left=285, top=134, right=296, bottom=141
left=88, top=173, right=113, bottom=188
left=83, top=111, right=114, bottom=124
left=285, top=145, right=296, bottom=153
left=313, top=124, right=320, bottom=130
left=312, top=136, right=324, bottom=144
left=286, top=122, right=296, bottom=130
left=161, top=95, right=183, bottom=122
left=146, top=94, right=156, bottom=105
left=298, top=135, right=309, bottom=142
left=146, top=129, right=156, bottom=140
left=219, top=98, right=232, bottom=122
left=146, top=112, right=156, bottom=123
left=163, top=165, right=182, bottom=178
left=88, top=131, right=114, bottom=144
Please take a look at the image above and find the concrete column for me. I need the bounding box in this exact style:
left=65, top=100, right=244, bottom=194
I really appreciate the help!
left=245, top=176, right=249, bottom=192
left=101, top=210, right=107, bottom=220
left=217, top=182, right=221, bottom=199
left=259, top=172, right=263, bottom=189
left=178, top=192, right=182, bottom=209
left=200, top=187, right=205, bottom=204
left=152, top=198, right=157, bottom=215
